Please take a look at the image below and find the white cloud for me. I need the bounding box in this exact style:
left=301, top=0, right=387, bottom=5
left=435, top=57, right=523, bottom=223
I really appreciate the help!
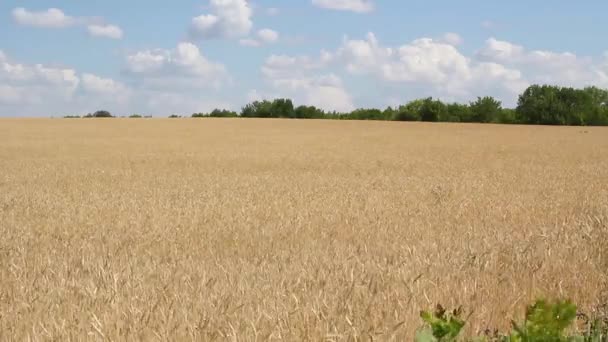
left=0, top=52, right=82, bottom=113
left=476, top=38, right=608, bottom=89
left=239, top=39, right=261, bottom=47
left=0, top=85, right=22, bottom=105
left=329, top=33, right=608, bottom=105
left=312, top=0, right=374, bottom=13
left=0, top=51, right=234, bottom=117
left=87, top=24, right=123, bottom=39
left=247, top=89, right=276, bottom=102
left=0, top=58, right=80, bottom=98
left=144, top=92, right=233, bottom=116
left=254, top=33, right=532, bottom=107
left=190, top=0, right=253, bottom=39
left=382, top=38, right=471, bottom=84
left=261, top=51, right=332, bottom=79
left=240, top=29, right=280, bottom=47
left=336, top=32, right=392, bottom=74
left=477, top=38, right=525, bottom=63
left=333, top=33, right=529, bottom=104
left=12, top=7, right=124, bottom=40
left=442, top=32, right=463, bottom=46
left=81, top=73, right=128, bottom=95
left=12, top=7, right=75, bottom=28
left=258, top=29, right=279, bottom=44
left=126, top=42, right=229, bottom=89
left=260, top=54, right=354, bottom=112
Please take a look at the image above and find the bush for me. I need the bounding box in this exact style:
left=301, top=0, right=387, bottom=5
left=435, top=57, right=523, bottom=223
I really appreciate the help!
left=92, top=110, right=113, bottom=118
left=192, top=109, right=238, bottom=118
left=295, top=105, right=326, bottom=119
left=470, top=96, right=502, bottom=123
left=168, top=114, right=181, bottom=118
left=446, top=103, right=472, bottom=122
left=129, top=114, right=143, bottom=118
left=63, top=115, right=81, bottom=118
left=420, top=98, right=447, bottom=122
left=348, top=108, right=387, bottom=120
left=416, top=299, right=608, bottom=341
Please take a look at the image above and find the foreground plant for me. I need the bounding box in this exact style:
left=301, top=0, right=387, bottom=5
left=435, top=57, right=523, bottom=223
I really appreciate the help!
left=416, top=305, right=465, bottom=342
left=416, top=299, right=608, bottom=342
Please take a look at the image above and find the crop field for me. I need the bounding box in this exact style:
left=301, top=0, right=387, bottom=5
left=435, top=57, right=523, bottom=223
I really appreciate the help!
left=1, top=118, right=607, bottom=340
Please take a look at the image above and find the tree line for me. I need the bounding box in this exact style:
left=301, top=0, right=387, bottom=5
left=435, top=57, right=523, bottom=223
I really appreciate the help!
left=65, top=85, right=608, bottom=126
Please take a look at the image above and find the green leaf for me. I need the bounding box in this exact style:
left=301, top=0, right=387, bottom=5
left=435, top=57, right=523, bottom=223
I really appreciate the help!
left=415, top=328, right=438, bottom=342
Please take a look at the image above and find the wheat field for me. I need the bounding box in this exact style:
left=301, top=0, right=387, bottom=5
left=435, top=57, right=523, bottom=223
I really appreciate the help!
left=1, top=118, right=607, bottom=341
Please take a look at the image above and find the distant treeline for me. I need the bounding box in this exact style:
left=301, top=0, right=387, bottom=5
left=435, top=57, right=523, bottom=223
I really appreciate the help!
left=65, top=85, right=608, bottom=126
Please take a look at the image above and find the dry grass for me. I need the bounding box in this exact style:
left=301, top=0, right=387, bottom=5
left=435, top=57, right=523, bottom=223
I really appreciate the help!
left=1, top=118, right=607, bottom=341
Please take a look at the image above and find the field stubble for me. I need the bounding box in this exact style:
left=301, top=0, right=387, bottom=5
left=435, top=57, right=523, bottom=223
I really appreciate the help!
left=0, top=118, right=607, bottom=340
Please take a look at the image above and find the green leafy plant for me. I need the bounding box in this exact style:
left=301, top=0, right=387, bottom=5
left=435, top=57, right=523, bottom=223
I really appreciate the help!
left=416, top=299, right=608, bottom=342
left=416, top=305, right=466, bottom=342
left=506, top=299, right=577, bottom=341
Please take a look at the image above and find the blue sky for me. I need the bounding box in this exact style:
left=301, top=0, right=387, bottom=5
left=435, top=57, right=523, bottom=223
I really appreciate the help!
left=1, top=0, right=608, bottom=116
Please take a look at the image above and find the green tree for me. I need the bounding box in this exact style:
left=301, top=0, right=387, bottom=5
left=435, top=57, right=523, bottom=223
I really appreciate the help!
left=582, top=86, right=608, bottom=125
left=470, top=96, right=502, bottom=123
left=393, top=99, right=425, bottom=121
left=348, top=108, right=385, bottom=120
left=495, top=108, right=518, bottom=124
left=295, top=105, right=325, bottom=119
left=241, top=100, right=273, bottom=118
left=446, top=103, right=472, bottom=122
left=517, top=85, right=555, bottom=124
left=209, top=109, right=238, bottom=117
left=420, top=98, right=447, bottom=122
left=93, top=110, right=113, bottom=118
left=270, top=98, right=295, bottom=118
left=382, top=106, right=396, bottom=120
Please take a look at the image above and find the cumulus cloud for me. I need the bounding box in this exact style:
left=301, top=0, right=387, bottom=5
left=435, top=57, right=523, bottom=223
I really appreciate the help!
left=125, top=42, right=229, bottom=89
left=442, top=32, right=463, bottom=46
left=190, top=0, right=253, bottom=39
left=239, top=39, right=262, bottom=47
left=87, top=24, right=123, bottom=39
left=0, top=85, right=22, bottom=105
left=476, top=37, right=608, bottom=89
left=0, top=51, right=133, bottom=115
left=336, top=32, right=392, bottom=74
left=0, top=50, right=235, bottom=116
left=261, top=51, right=333, bottom=78
left=312, top=0, right=374, bottom=13
left=12, top=7, right=75, bottom=28
left=239, top=28, right=280, bottom=47
left=258, top=29, right=279, bottom=43
left=252, top=33, right=534, bottom=107
left=81, top=73, right=128, bottom=95
left=477, top=38, right=525, bottom=63
left=333, top=33, right=529, bottom=104
left=0, top=57, right=80, bottom=99
left=260, top=53, right=354, bottom=112
left=144, top=92, right=234, bottom=116
left=12, top=7, right=124, bottom=39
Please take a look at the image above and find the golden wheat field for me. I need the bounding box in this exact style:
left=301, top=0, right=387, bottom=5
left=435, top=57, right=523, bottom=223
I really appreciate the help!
left=1, top=118, right=607, bottom=341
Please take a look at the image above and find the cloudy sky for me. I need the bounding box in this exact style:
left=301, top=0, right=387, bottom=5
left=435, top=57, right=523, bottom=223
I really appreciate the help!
left=1, top=0, right=608, bottom=117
